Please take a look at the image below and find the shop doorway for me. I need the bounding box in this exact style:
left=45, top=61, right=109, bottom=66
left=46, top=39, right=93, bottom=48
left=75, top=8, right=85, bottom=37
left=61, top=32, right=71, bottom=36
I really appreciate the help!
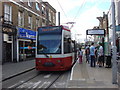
left=3, top=41, right=12, bottom=63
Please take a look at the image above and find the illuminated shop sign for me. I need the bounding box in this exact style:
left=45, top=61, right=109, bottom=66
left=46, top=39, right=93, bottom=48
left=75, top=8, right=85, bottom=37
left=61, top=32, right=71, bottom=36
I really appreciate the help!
left=18, top=28, right=36, bottom=40
left=20, top=47, right=36, bottom=49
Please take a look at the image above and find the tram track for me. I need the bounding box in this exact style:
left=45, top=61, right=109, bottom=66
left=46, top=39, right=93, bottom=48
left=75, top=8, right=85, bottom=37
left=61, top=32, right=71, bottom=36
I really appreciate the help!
left=2, top=69, right=41, bottom=89
left=3, top=71, right=66, bottom=89
left=44, top=71, right=65, bottom=89
left=9, top=72, right=42, bottom=89
left=2, top=67, right=35, bottom=82
left=2, top=64, right=70, bottom=89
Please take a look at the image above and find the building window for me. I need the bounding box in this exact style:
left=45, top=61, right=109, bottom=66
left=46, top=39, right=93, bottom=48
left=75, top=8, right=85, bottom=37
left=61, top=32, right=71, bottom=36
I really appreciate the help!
left=49, top=10, right=52, bottom=21
left=35, top=2, right=40, bottom=11
left=4, top=4, right=12, bottom=24
left=42, top=4, right=45, bottom=15
left=28, top=0, right=33, bottom=7
left=18, top=11, right=24, bottom=26
left=36, top=19, right=39, bottom=30
left=20, top=0, right=23, bottom=2
left=53, top=13, right=56, bottom=24
left=28, top=16, right=32, bottom=29
left=42, top=18, right=46, bottom=26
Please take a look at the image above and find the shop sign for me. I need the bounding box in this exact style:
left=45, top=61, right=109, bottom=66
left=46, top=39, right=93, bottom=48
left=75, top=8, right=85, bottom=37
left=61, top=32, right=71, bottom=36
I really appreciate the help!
left=18, top=28, right=36, bottom=40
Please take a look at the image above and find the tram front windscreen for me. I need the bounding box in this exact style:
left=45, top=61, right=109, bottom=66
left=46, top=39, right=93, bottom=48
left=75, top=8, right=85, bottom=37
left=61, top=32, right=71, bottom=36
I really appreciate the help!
left=37, top=26, right=62, bottom=54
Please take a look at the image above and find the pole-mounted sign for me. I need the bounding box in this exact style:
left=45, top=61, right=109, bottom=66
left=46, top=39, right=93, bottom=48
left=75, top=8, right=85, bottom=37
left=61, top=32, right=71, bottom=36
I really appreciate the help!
left=86, top=29, right=105, bottom=35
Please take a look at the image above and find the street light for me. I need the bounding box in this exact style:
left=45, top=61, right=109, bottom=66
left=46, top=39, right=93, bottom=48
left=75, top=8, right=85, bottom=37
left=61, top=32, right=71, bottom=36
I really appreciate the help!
left=0, top=16, right=3, bottom=65
left=111, top=0, right=117, bottom=84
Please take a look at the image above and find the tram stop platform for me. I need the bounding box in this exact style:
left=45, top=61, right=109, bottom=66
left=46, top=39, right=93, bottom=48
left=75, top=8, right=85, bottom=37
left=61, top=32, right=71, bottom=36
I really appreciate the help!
left=68, top=56, right=118, bottom=89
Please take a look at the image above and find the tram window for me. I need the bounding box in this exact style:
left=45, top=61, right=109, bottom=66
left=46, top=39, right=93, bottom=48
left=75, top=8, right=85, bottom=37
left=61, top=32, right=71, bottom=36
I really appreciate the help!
left=64, top=38, right=72, bottom=53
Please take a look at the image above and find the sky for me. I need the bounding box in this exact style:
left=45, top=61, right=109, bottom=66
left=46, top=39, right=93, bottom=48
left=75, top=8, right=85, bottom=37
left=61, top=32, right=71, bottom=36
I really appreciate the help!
left=43, top=0, right=111, bottom=43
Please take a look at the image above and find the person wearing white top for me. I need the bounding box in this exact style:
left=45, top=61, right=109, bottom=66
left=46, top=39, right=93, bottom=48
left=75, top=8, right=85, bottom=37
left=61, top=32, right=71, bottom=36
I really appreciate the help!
left=78, top=48, right=83, bottom=64
left=98, top=43, right=104, bottom=67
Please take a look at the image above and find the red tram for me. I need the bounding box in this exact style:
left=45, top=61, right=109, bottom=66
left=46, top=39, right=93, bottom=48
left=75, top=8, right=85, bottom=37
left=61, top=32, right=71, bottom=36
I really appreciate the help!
left=35, top=25, right=77, bottom=71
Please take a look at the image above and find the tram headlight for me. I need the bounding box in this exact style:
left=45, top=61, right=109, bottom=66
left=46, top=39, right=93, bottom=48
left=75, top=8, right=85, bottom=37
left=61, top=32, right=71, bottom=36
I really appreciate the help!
left=57, top=60, right=61, bottom=63
left=38, top=60, right=41, bottom=63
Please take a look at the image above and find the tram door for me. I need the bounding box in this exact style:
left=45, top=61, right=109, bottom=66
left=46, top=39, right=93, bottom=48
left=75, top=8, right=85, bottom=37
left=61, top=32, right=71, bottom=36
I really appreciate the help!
left=3, top=41, right=12, bottom=63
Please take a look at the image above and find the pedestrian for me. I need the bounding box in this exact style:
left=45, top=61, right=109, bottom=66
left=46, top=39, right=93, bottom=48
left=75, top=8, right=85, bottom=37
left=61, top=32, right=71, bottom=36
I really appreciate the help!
left=98, top=43, right=104, bottom=67
left=78, top=48, right=83, bottom=64
left=85, top=45, right=90, bottom=63
left=95, top=47, right=98, bottom=65
left=89, top=42, right=96, bottom=67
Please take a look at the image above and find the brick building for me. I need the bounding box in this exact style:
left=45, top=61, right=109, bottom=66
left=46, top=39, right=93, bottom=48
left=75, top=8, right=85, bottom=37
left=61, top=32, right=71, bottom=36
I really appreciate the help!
left=0, top=0, right=56, bottom=63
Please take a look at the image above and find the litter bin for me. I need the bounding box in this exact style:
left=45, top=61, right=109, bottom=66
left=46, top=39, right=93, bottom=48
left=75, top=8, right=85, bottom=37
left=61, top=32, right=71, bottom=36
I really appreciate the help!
left=105, top=55, right=111, bottom=68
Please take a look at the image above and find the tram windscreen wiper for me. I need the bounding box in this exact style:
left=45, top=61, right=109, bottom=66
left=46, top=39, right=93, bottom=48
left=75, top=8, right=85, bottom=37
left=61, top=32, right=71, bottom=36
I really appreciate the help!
left=38, top=44, right=49, bottom=58
left=42, top=51, right=49, bottom=58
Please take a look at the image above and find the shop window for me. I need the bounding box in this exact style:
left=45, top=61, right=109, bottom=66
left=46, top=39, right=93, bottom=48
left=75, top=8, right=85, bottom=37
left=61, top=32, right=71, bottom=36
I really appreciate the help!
left=19, top=41, right=35, bottom=61
left=19, top=41, right=24, bottom=54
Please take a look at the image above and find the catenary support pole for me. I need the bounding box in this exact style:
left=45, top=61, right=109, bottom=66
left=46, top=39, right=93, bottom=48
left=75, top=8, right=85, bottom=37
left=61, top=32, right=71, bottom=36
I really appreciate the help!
left=111, top=0, right=117, bottom=84
left=0, top=20, right=3, bottom=65
left=58, top=12, right=60, bottom=26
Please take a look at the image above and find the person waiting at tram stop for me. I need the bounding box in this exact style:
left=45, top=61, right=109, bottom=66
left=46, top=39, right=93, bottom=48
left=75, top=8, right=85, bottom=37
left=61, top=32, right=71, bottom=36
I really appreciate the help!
left=98, top=43, right=104, bottom=67
left=85, top=45, right=90, bottom=63
left=78, top=48, right=83, bottom=64
left=89, top=42, right=96, bottom=67
left=95, top=46, right=99, bottom=66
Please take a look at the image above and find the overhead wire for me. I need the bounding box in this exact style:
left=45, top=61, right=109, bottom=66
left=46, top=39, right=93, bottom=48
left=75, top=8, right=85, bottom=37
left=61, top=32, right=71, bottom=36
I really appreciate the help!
left=56, top=0, right=96, bottom=30
left=70, top=0, right=87, bottom=29
left=56, top=0, right=68, bottom=18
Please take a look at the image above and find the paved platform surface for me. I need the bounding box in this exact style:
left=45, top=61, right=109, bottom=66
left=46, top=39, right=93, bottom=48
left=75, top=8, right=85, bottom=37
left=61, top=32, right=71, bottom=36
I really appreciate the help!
left=68, top=56, right=118, bottom=89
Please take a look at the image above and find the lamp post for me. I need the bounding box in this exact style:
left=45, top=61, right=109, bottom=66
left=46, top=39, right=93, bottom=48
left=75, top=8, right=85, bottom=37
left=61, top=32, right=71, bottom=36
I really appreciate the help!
left=111, top=0, right=117, bottom=84
left=0, top=16, right=3, bottom=65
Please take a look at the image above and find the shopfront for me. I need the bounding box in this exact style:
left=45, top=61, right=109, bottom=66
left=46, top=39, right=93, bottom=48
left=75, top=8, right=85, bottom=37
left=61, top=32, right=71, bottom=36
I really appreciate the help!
left=2, top=23, right=17, bottom=63
left=18, top=28, right=36, bottom=61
